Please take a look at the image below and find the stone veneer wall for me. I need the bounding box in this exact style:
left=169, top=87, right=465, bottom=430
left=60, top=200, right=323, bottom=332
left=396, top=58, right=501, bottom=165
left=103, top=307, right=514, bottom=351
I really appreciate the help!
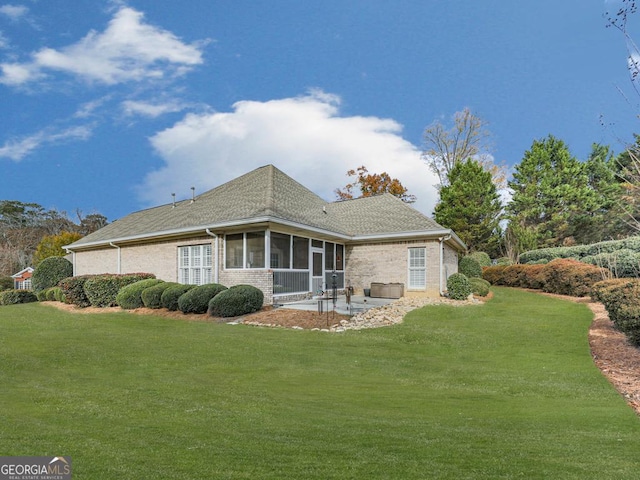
left=345, top=239, right=453, bottom=297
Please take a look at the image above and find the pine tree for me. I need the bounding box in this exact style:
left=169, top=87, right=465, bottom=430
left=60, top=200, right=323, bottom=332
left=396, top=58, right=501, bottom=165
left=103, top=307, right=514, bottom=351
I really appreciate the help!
left=507, top=135, right=597, bottom=248
left=434, top=159, right=502, bottom=254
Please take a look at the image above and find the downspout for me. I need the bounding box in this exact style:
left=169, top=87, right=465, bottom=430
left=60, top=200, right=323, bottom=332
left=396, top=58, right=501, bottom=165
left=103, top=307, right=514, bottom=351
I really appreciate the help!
left=109, top=242, right=121, bottom=274
left=439, top=234, right=452, bottom=296
left=205, top=229, right=219, bottom=284
left=64, top=248, right=76, bottom=276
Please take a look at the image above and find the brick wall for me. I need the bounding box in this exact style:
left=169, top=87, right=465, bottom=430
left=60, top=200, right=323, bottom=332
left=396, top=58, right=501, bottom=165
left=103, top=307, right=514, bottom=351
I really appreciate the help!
left=219, top=269, right=273, bottom=305
left=345, top=239, right=454, bottom=297
left=73, top=237, right=271, bottom=305
left=73, top=237, right=214, bottom=281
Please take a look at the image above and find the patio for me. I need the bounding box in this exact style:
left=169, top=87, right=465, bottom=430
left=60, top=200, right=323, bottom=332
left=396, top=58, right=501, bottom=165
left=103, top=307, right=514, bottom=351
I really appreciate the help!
left=276, top=294, right=396, bottom=316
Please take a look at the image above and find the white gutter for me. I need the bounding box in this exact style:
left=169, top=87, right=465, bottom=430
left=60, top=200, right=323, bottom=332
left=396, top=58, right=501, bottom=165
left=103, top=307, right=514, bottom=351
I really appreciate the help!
left=205, top=229, right=219, bottom=283
left=109, top=242, right=121, bottom=274
left=439, top=234, right=452, bottom=296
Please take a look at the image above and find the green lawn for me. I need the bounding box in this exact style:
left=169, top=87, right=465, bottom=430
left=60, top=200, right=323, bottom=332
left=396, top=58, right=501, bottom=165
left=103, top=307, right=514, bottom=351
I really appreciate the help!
left=1, top=287, right=639, bottom=479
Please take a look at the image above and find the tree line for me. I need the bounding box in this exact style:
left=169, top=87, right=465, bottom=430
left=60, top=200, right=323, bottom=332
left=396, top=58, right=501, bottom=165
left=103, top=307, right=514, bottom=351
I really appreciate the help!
left=336, top=108, right=640, bottom=262
left=0, top=200, right=107, bottom=276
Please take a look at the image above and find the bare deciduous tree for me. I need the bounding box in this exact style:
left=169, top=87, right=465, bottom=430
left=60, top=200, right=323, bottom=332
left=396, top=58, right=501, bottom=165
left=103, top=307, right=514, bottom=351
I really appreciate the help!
left=422, top=108, right=505, bottom=188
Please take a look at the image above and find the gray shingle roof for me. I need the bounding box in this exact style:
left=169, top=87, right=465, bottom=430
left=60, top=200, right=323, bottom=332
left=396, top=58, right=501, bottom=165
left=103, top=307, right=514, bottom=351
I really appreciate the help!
left=68, top=164, right=459, bottom=248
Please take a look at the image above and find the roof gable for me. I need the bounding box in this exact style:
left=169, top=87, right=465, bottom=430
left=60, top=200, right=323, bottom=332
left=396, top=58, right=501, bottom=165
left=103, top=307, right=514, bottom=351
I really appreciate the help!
left=68, top=164, right=460, bottom=248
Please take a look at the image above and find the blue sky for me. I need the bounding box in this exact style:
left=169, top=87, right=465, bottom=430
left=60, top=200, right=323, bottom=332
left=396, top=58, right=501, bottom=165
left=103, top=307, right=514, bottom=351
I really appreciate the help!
left=0, top=0, right=638, bottom=221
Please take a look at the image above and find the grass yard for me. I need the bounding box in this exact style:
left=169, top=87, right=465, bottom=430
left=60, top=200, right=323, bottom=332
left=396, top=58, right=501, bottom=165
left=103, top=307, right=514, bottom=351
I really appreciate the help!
left=1, top=287, right=639, bottom=479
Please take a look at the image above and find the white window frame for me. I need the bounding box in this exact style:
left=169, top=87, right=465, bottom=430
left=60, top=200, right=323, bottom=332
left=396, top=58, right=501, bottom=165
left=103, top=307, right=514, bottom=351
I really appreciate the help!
left=408, top=247, right=427, bottom=289
left=178, top=244, right=213, bottom=285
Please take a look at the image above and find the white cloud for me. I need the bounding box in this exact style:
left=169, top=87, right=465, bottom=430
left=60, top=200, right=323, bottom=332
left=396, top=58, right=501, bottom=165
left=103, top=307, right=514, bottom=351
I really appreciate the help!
left=0, top=4, right=28, bottom=21
left=139, top=91, right=440, bottom=217
left=122, top=99, right=185, bottom=118
left=0, top=125, right=93, bottom=161
left=0, top=6, right=205, bottom=86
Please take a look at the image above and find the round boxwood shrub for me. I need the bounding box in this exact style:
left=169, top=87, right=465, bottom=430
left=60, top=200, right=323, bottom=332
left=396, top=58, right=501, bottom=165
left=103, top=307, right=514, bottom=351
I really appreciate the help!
left=31, top=256, right=73, bottom=292
left=178, top=283, right=228, bottom=314
left=142, top=282, right=179, bottom=309
left=468, top=251, right=492, bottom=268
left=161, top=284, right=196, bottom=311
left=469, top=277, right=490, bottom=297
left=208, top=284, right=264, bottom=318
left=447, top=273, right=472, bottom=300
left=0, top=289, right=37, bottom=305
left=458, top=256, right=482, bottom=278
left=116, top=279, right=164, bottom=310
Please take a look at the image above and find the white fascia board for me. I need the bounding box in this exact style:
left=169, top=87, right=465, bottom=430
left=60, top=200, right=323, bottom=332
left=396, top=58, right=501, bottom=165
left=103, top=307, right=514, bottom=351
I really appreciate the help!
left=351, top=229, right=467, bottom=251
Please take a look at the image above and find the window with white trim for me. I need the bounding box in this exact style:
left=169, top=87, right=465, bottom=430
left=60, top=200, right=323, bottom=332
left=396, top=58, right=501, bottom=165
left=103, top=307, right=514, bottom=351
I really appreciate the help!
left=408, top=247, right=426, bottom=289
left=179, top=244, right=212, bottom=285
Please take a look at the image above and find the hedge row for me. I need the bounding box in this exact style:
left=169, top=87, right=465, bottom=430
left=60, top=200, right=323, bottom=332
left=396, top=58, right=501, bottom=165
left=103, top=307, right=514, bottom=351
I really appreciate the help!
left=116, top=278, right=164, bottom=309
left=482, top=259, right=609, bottom=297
left=85, top=273, right=156, bottom=307
left=592, top=279, right=640, bottom=346
left=56, top=273, right=157, bottom=307
left=0, top=289, right=38, bottom=305
left=519, top=236, right=640, bottom=278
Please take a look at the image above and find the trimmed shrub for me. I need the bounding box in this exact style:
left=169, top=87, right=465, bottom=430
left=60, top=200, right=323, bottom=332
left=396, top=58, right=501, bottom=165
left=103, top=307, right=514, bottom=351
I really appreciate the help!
left=446, top=273, right=472, bottom=300
left=468, top=251, right=491, bottom=268
left=519, top=236, right=640, bottom=277
left=0, top=276, right=14, bottom=291
left=35, top=288, right=49, bottom=301
left=142, top=282, right=178, bottom=309
left=116, top=279, right=164, bottom=310
left=584, top=249, right=640, bottom=279
left=482, top=265, right=507, bottom=285
left=31, top=256, right=73, bottom=292
left=58, top=275, right=92, bottom=307
left=161, top=284, right=196, bottom=311
left=54, top=286, right=66, bottom=303
left=459, top=256, right=482, bottom=278
left=0, top=289, right=37, bottom=305
left=495, top=257, right=512, bottom=266
left=47, top=287, right=61, bottom=301
left=84, top=273, right=156, bottom=307
left=469, top=277, right=490, bottom=297
left=178, top=283, right=228, bottom=314
left=592, top=279, right=640, bottom=346
left=539, top=259, right=607, bottom=297
left=208, top=284, right=264, bottom=318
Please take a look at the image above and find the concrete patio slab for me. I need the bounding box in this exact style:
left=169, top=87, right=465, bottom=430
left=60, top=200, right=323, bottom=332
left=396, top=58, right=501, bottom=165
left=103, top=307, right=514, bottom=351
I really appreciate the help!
left=276, top=294, right=396, bottom=316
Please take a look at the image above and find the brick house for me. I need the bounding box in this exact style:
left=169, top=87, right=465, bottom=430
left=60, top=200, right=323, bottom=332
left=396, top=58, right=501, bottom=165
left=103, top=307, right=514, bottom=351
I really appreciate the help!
left=11, top=267, right=34, bottom=290
left=65, top=165, right=465, bottom=305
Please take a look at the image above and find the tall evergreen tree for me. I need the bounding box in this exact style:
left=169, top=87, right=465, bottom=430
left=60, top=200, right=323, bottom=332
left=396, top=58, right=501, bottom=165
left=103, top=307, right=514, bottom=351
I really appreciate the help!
left=574, top=143, right=626, bottom=243
left=434, top=158, right=502, bottom=254
left=506, top=135, right=597, bottom=248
